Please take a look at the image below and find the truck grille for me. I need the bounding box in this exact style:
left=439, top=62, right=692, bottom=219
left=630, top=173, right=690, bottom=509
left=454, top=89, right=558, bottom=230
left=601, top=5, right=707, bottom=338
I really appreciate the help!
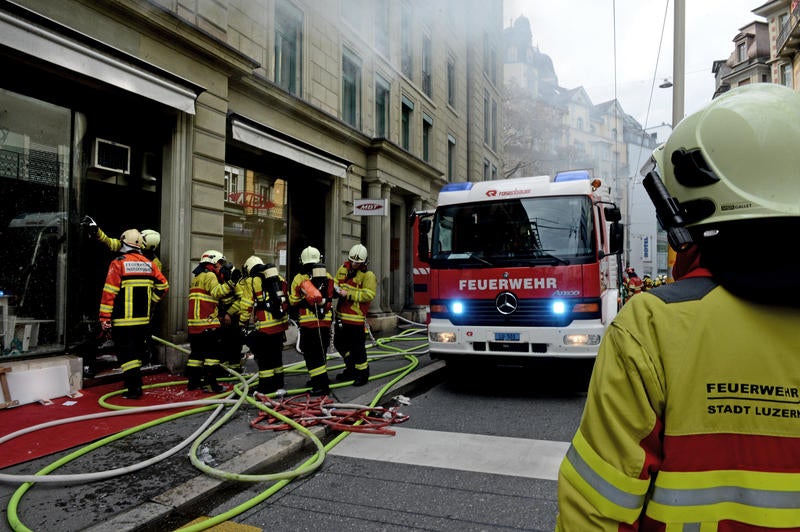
left=431, top=298, right=598, bottom=327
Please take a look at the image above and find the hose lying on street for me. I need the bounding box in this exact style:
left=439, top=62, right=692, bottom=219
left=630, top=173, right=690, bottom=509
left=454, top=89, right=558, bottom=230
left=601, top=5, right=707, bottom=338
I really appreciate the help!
left=3, top=324, right=429, bottom=532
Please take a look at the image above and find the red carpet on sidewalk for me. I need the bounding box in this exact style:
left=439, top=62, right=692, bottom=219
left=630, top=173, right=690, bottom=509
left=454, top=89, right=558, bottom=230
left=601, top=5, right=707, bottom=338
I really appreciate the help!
left=0, top=372, right=214, bottom=469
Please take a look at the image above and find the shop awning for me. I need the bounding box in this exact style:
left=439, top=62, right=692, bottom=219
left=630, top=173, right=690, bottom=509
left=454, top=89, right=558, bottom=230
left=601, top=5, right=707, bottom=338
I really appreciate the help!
left=0, top=6, right=202, bottom=115
left=231, top=119, right=349, bottom=178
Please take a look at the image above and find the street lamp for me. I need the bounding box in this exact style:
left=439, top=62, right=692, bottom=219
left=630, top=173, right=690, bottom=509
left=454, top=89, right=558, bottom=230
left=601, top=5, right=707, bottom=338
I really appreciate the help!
left=659, top=78, right=673, bottom=89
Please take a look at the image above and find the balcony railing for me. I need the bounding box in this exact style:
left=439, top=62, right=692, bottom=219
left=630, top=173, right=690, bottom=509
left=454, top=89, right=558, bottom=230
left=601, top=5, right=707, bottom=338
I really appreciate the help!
left=777, top=3, right=800, bottom=54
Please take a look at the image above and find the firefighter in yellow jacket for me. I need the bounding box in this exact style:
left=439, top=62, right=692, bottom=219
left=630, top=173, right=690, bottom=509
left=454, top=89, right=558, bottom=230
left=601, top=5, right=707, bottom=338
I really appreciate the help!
left=186, top=249, right=231, bottom=392
left=556, top=84, right=800, bottom=530
left=98, top=229, right=168, bottom=399
left=238, top=256, right=289, bottom=394
left=289, top=246, right=335, bottom=396
left=333, top=244, right=376, bottom=386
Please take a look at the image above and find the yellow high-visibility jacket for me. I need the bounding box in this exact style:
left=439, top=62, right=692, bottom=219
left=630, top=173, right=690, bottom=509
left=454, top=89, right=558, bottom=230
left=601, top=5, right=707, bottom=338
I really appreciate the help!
left=557, top=276, right=800, bottom=531
left=334, top=265, right=376, bottom=325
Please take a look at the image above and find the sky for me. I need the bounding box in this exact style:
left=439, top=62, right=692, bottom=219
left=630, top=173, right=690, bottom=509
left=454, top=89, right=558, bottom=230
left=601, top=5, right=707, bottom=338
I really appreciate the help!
left=503, top=0, right=764, bottom=139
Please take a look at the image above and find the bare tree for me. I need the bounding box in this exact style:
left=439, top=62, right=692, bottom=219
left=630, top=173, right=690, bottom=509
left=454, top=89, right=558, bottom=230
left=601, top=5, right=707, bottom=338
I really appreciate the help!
left=502, top=82, right=568, bottom=179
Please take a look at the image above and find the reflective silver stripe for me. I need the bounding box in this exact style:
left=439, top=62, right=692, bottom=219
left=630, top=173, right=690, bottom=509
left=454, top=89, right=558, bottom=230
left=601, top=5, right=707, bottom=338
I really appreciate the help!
left=683, top=524, right=700, bottom=532
left=565, top=445, right=646, bottom=510
left=651, top=484, right=800, bottom=509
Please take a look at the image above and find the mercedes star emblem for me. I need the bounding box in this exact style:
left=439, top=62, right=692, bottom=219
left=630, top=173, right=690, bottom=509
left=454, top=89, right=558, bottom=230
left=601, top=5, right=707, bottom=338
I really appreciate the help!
left=495, top=292, right=518, bottom=315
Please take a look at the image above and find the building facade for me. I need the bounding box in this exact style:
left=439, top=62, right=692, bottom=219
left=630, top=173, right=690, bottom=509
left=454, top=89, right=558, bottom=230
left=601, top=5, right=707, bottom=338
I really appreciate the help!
left=0, top=0, right=503, bottom=361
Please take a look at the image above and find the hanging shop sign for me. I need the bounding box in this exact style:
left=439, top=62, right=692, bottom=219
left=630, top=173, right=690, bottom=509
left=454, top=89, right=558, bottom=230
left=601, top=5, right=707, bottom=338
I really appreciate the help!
left=353, top=199, right=388, bottom=216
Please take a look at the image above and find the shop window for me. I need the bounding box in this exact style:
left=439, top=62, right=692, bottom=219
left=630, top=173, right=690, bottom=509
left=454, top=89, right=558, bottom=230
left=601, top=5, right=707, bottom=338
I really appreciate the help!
left=222, top=166, right=289, bottom=277
left=0, top=88, right=70, bottom=356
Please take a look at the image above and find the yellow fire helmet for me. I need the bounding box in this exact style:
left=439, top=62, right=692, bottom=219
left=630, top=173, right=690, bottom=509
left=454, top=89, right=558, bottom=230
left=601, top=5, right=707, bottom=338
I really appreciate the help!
left=140, top=229, right=160, bottom=250
left=646, top=84, right=800, bottom=231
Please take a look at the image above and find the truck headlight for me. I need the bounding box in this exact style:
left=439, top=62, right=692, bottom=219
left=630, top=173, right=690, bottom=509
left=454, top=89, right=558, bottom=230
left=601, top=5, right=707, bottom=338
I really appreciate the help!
left=430, top=331, right=457, bottom=343
left=564, top=334, right=601, bottom=346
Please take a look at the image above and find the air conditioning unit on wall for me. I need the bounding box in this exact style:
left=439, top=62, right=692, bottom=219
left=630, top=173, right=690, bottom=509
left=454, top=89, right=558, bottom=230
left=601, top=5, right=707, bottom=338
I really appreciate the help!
left=91, top=138, right=131, bottom=174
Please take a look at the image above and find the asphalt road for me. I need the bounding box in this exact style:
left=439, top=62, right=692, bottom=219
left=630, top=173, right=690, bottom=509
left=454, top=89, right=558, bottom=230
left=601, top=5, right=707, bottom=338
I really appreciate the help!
left=203, top=362, right=588, bottom=531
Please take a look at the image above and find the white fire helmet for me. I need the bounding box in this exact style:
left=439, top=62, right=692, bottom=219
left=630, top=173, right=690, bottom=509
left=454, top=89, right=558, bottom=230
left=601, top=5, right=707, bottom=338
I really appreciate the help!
left=120, top=229, right=142, bottom=249
left=300, top=246, right=322, bottom=265
left=348, top=243, right=368, bottom=264
left=243, top=255, right=264, bottom=276
left=200, top=249, right=226, bottom=264
left=140, top=229, right=160, bottom=250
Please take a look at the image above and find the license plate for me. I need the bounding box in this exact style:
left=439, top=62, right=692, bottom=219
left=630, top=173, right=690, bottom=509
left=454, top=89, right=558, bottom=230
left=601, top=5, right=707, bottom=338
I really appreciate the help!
left=495, top=332, right=520, bottom=341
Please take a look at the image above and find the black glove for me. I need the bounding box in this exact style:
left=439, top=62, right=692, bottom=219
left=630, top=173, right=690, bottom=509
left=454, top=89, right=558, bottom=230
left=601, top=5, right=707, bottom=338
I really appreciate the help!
left=81, top=215, right=98, bottom=238
left=230, top=268, right=242, bottom=284
left=219, top=262, right=234, bottom=283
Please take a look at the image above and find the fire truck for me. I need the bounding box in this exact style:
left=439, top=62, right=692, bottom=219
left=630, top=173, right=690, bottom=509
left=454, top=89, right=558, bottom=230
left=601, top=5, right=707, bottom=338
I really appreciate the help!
left=415, top=170, right=623, bottom=367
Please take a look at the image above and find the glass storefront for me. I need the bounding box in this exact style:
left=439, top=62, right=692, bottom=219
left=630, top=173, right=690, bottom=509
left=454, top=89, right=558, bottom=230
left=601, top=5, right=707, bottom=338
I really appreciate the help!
left=0, top=89, right=70, bottom=356
left=223, top=164, right=289, bottom=277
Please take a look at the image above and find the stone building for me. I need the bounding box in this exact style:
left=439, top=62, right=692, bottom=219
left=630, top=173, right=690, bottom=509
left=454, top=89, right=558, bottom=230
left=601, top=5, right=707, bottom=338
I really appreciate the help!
left=0, top=0, right=503, bottom=362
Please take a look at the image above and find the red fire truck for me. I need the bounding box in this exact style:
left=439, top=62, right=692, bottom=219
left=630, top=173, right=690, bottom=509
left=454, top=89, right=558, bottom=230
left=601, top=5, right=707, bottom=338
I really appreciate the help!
left=415, top=170, right=623, bottom=367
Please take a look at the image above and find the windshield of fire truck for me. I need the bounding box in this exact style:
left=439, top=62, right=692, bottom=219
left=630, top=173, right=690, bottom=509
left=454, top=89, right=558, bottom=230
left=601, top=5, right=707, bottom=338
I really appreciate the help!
left=430, top=195, right=596, bottom=266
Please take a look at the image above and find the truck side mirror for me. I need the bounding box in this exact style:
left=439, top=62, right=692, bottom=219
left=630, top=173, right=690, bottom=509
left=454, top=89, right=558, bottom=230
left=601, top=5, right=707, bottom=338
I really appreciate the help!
left=418, top=219, right=431, bottom=262
left=609, top=222, right=624, bottom=254
left=604, top=205, right=621, bottom=223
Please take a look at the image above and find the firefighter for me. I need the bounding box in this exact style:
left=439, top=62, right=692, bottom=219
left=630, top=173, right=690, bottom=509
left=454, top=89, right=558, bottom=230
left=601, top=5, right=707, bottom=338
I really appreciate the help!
left=622, top=266, right=642, bottom=302
left=556, top=84, right=800, bottom=529
left=82, top=217, right=166, bottom=366
left=186, top=249, right=231, bottom=393
left=288, top=246, right=335, bottom=396
left=333, top=243, right=376, bottom=386
left=98, top=229, right=168, bottom=399
left=238, top=255, right=289, bottom=394
left=641, top=274, right=653, bottom=291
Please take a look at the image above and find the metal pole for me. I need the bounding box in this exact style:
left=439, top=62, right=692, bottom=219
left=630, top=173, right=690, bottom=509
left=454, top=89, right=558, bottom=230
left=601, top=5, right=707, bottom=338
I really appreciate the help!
left=673, top=0, right=685, bottom=127
left=667, top=0, right=685, bottom=279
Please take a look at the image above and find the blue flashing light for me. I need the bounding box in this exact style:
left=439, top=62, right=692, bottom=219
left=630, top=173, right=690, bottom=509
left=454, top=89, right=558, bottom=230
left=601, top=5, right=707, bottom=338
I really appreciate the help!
left=451, top=301, right=464, bottom=314
left=554, top=170, right=591, bottom=182
left=552, top=300, right=567, bottom=315
left=441, top=182, right=474, bottom=192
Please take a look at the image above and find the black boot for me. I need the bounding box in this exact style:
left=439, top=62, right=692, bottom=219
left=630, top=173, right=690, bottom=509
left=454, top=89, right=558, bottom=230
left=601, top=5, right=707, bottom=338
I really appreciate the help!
left=204, top=366, right=224, bottom=393
left=352, top=368, right=369, bottom=387
left=309, top=373, right=330, bottom=396
left=335, top=367, right=356, bottom=382
left=122, top=367, right=143, bottom=399
left=186, top=363, right=203, bottom=390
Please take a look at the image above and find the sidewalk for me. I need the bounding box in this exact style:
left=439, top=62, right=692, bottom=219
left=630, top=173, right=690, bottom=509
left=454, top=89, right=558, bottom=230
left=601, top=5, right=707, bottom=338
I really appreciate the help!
left=0, top=324, right=438, bottom=532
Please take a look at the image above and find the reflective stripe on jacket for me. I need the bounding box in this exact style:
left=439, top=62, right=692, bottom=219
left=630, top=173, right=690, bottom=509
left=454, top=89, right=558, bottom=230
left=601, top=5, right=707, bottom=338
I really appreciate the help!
left=334, top=265, right=376, bottom=325
left=99, top=252, right=168, bottom=327
left=187, top=268, right=226, bottom=334
left=557, top=276, right=800, bottom=530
